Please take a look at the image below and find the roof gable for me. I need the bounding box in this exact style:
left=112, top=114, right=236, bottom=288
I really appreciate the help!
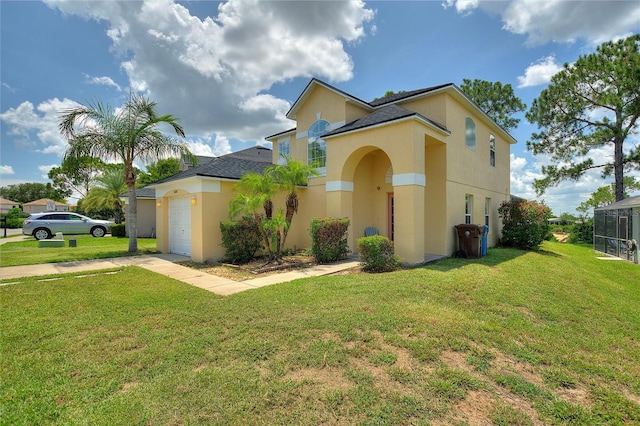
left=23, top=198, right=68, bottom=206
left=286, top=78, right=372, bottom=120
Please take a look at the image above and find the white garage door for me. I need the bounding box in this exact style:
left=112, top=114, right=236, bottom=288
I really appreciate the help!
left=169, top=196, right=191, bottom=256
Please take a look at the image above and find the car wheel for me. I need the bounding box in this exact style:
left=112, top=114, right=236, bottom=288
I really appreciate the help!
left=33, top=228, right=52, bottom=240
left=91, top=226, right=106, bottom=238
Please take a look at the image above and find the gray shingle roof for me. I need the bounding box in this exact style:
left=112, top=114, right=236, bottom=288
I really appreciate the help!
left=133, top=187, right=156, bottom=198
left=150, top=146, right=273, bottom=185
left=595, top=195, right=640, bottom=210
left=368, top=83, right=452, bottom=107
left=323, top=104, right=448, bottom=138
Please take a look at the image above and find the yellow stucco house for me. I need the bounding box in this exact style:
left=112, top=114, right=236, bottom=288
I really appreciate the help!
left=151, top=78, right=515, bottom=264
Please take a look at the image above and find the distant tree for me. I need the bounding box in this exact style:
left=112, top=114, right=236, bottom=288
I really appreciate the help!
left=82, top=167, right=127, bottom=223
left=137, top=157, right=181, bottom=187
left=0, top=182, right=69, bottom=204
left=576, top=176, right=640, bottom=214
left=59, top=94, right=191, bottom=252
left=48, top=155, right=105, bottom=199
left=527, top=34, right=640, bottom=202
left=460, top=78, right=526, bottom=132
left=372, top=90, right=406, bottom=102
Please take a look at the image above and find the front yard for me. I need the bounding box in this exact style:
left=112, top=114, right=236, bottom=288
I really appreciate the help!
left=2, top=242, right=639, bottom=424
left=0, top=235, right=157, bottom=267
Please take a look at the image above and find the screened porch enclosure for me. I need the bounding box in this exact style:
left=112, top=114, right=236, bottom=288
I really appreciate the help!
left=593, top=195, right=640, bottom=263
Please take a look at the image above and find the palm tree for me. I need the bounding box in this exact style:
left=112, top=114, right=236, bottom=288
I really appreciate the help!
left=82, top=167, right=127, bottom=223
left=59, top=94, right=191, bottom=252
left=229, top=173, right=277, bottom=260
left=268, top=156, right=319, bottom=250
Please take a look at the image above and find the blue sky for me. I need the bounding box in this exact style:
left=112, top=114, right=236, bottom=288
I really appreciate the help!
left=1, top=0, right=639, bottom=215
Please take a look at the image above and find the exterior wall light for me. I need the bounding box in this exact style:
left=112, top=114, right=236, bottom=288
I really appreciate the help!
left=156, top=200, right=162, bottom=207
left=191, top=196, right=197, bottom=206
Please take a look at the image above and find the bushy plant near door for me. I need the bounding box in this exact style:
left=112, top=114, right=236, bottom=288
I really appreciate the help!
left=310, top=217, right=350, bottom=263
left=357, top=235, right=400, bottom=272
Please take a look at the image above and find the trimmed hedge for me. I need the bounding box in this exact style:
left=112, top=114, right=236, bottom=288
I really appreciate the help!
left=111, top=223, right=126, bottom=237
left=357, top=235, right=400, bottom=273
left=310, top=217, right=350, bottom=263
left=220, top=217, right=263, bottom=264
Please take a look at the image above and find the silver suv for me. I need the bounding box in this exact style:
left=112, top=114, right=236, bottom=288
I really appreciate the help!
left=22, top=212, right=114, bottom=240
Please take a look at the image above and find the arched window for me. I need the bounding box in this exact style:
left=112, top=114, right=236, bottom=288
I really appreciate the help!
left=465, top=117, right=476, bottom=150
left=308, top=119, right=330, bottom=175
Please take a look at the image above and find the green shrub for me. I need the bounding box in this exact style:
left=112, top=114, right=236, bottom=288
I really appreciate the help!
left=1, top=208, right=27, bottom=229
left=357, top=235, right=400, bottom=273
left=110, top=223, right=126, bottom=237
left=220, top=217, right=263, bottom=264
left=310, top=217, right=350, bottom=263
left=569, top=218, right=593, bottom=245
left=498, top=200, right=551, bottom=250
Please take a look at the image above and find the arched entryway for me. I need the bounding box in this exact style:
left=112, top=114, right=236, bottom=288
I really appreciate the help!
left=350, top=149, right=394, bottom=242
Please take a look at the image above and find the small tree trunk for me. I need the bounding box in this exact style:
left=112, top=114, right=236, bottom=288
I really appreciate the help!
left=125, top=163, right=138, bottom=253
left=281, top=193, right=297, bottom=250
left=127, top=183, right=138, bottom=252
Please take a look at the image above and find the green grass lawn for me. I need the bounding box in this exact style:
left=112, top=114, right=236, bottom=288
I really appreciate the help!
left=0, top=235, right=158, bottom=267
left=2, top=242, right=639, bottom=425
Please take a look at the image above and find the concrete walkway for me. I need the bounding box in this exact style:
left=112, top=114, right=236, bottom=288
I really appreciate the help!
left=0, top=252, right=362, bottom=296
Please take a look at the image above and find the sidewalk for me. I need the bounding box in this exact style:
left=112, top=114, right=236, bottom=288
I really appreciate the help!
left=0, top=253, right=362, bottom=296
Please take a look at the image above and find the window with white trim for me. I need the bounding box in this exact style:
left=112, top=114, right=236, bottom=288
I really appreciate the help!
left=465, top=194, right=473, bottom=224
left=308, top=119, right=329, bottom=175
left=277, top=137, right=290, bottom=165
left=489, top=135, right=496, bottom=167
left=465, top=117, right=476, bottom=150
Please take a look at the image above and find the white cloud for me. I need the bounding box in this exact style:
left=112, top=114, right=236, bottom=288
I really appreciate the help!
left=2, top=82, right=16, bottom=93
left=0, top=165, right=15, bottom=175
left=84, top=74, right=122, bottom=91
left=0, top=98, right=81, bottom=156
left=186, top=134, right=232, bottom=158
left=442, top=0, right=479, bottom=14
left=445, top=0, right=640, bottom=46
left=44, top=0, right=375, bottom=142
left=38, top=164, right=58, bottom=180
left=517, top=55, right=564, bottom=87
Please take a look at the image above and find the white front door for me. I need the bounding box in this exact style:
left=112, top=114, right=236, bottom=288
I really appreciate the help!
left=169, top=196, right=191, bottom=256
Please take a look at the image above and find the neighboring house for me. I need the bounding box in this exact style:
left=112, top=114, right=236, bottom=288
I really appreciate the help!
left=121, top=187, right=157, bottom=238
left=0, top=197, right=20, bottom=213
left=23, top=198, right=69, bottom=214
left=151, top=78, right=515, bottom=263
left=593, top=195, right=640, bottom=263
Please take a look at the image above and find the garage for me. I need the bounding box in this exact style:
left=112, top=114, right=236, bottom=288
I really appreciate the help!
left=169, top=196, right=191, bottom=256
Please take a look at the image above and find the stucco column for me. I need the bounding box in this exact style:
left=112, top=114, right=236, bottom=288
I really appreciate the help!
left=393, top=174, right=425, bottom=264
left=155, top=196, right=168, bottom=254
left=325, top=181, right=354, bottom=252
